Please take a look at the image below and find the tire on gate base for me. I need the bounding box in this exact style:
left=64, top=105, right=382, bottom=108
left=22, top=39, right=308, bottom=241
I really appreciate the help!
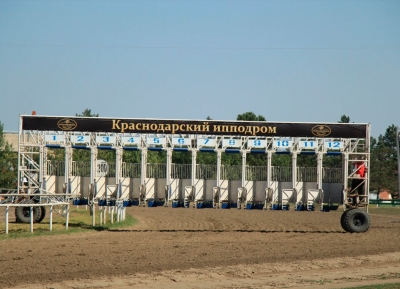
left=340, top=210, right=349, bottom=230
left=37, top=206, right=46, bottom=223
left=341, top=209, right=371, bottom=233
left=15, top=206, right=43, bottom=223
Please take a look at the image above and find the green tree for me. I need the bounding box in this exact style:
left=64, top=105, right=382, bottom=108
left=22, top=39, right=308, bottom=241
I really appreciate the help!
left=370, top=125, right=398, bottom=196
left=76, top=109, right=99, bottom=117
left=0, top=122, right=18, bottom=188
left=237, top=112, right=266, bottom=122
left=339, top=115, right=350, bottom=123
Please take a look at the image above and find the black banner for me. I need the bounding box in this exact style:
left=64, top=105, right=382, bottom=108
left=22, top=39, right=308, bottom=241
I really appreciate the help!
left=21, top=116, right=368, bottom=138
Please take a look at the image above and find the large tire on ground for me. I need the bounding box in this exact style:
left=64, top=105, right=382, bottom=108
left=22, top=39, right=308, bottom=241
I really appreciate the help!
left=37, top=206, right=46, bottom=223
left=15, top=206, right=42, bottom=224
left=340, top=210, right=350, bottom=231
left=342, top=209, right=371, bottom=233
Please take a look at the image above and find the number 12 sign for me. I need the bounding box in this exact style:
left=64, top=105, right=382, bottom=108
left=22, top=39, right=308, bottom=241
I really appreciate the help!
left=324, top=141, right=343, bottom=150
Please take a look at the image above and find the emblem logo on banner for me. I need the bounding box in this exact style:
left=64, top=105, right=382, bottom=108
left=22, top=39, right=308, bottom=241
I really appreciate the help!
left=57, top=118, right=77, bottom=130
left=311, top=125, right=331, bottom=137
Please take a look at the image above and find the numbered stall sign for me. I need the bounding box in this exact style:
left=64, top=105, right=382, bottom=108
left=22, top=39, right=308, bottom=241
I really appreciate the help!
left=198, top=138, right=216, bottom=147
left=172, top=138, right=191, bottom=146
left=147, top=137, right=166, bottom=145
left=273, top=140, right=293, bottom=149
left=222, top=139, right=242, bottom=148
left=96, top=136, right=116, bottom=145
left=121, top=136, right=140, bottom=145
left=299, top=141, right=317, bottom=149
left=45, top=134, right=65, bottom=143
left=70, top=135, right=90, bottom=144
left=324, top=141, right=343, bottom=150
left=247, top=139, right=267, bottom=148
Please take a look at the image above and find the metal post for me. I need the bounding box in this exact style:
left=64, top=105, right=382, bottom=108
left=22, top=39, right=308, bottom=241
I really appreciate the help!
left=292, top=152, right=297, bottom=204
left=5, top=206, right=9, bottom=234
left=241, top=151, right=246, bottom=188
left=65, top=204, right=69, bottom=230
left=49, top=205, right=53, bottom=231
left=165, top=148, right=172, bottom=206
left=317, top=152, right=323, bottom=207
left=191, top=149, right=197, bottom=186
left=100, top=206, right=103, bottom=225
left=216, top=150, right=221, bottom=187
left=65, top=146, right=72, bottom=189
left=115, top=147, right=122, bottom=185
left=92, top=201, right=96, bottom=227
left=30, top=207, right=33, bottom=233
left=343, top=153, right=349, bottom=192
left=140, top=147, right=147, bottom=187
left=267, top=151, right=272, bottom=189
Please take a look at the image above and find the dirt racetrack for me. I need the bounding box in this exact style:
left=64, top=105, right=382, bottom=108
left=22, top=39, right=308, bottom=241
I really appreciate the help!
left=1, top=206, right=400, bottom=289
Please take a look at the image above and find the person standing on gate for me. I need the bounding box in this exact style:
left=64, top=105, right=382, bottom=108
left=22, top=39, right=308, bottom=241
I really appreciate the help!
left=351, top=156, right=367, bottom=195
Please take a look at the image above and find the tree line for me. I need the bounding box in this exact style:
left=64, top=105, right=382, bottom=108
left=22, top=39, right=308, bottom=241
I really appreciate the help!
left=0, top=110, right=398, bottom=198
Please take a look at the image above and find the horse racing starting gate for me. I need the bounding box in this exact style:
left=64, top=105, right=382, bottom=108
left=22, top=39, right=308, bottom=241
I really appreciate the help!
left=0, top=115, right=371, bottom=233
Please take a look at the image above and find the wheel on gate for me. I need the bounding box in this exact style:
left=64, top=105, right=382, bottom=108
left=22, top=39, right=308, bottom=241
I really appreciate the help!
left=342, top=209, right=371, bottom=233
left=340, top=210, right=350, bottom=231
left=15, top=206, right=42, bottom=223
left=37, top=206, right=46, bottom=223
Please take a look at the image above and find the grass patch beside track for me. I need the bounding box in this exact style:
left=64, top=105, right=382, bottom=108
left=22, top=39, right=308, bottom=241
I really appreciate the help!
left=0, top=207, right=137, bottom=239
left=368, top=206, right=400, bottom=216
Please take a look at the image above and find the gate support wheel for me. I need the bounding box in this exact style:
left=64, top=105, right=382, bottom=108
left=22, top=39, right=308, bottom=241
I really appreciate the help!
left=15, top=207, right=42, bottom=223
left=340, top=209, right=371, bottom=233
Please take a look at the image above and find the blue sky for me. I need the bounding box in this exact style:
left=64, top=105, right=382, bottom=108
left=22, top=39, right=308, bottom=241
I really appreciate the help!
left=0, top=0, right=399, bottom=138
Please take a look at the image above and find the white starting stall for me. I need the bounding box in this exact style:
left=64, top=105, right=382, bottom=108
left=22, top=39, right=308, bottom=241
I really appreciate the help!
left=11, top=115, right=371, bottom=234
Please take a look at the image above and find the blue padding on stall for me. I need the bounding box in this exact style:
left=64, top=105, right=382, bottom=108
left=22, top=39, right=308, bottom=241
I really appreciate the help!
left=225, top=149, right=241, bottom=154
left=46, top=144, right=62, bottom=149
left=250, top=150, right=265, bottom=154
left=123, top=147, right=139, bottom=151
left=252, top=203, right=265, bottom=210
left=72, top=199, right=88, bottom=206
left=173, top=148, right=189, bottom=152
left=130, top=199, right=140, bottom=206
left=97, top=146, right=114, bottom=150
left=98, top=199, right=108, bottom=206
left=72, top=145, right=90, bottom=150
left=172, top=200, right=183, bottom=208
left=194, top=202, right=214, bottom=209
left=155, top=201, right=165, bottom=207
left=221, top=202, right=230, bottom=209
left=275, top=151, right=290, bottom=155
left=199, top=148, right=215, bottom=153
left=326, top=151, right=342, bottom=156
left=148, top=147, right=163, bottom=151
left=300, top=151, right=316, bottom=155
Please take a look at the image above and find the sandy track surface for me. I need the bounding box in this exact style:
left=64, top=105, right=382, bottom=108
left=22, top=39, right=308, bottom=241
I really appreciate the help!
left=1, top=207, right=400, bottom=288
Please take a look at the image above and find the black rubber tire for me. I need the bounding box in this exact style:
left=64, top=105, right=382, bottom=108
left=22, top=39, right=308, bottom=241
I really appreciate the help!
left=342, top=209, right=371, bottom=233
left=340, top=210, right=350, bottom=232
left=36, top=206, right=46, bottom=223
left=15, top=206, right=42, bottom=224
